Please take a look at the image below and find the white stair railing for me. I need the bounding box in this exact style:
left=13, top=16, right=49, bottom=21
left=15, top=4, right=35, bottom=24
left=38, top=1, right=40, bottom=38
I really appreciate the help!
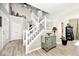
left=23, top=16, right=47, bottom=54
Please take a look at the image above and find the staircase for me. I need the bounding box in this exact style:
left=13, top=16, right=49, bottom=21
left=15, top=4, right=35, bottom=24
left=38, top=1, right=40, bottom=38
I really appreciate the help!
left=23, top=15, right=47, bottom=54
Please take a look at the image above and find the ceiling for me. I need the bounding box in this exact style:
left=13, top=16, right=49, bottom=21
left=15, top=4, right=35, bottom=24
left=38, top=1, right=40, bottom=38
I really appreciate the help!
left=28, top=3, right=79, bottom=18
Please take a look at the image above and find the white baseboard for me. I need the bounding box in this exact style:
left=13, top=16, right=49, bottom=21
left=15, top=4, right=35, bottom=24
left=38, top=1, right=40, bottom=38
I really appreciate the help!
left=74, top=41, right=79, bottom=46
left=9, top=39, right=22, bottom=41
left=56, top=42, right=61, bottom=44
left=28, top=47, right=41, bottom=53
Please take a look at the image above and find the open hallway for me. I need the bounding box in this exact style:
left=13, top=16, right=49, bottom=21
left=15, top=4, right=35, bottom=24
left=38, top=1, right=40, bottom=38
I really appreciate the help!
left=0, top=3, right=79, bottom=56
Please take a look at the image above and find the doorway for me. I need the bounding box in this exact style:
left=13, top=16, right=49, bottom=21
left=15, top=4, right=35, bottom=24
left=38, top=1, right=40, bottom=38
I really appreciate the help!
left=69, top=19, right=79, bottom=40
left=10, top=16, right=24, bottom=40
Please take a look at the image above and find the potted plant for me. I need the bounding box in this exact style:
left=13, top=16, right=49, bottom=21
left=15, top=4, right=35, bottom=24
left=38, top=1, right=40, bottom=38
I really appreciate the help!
left=60, top=36, right=67, bottom=45
left=52, top=27, right=57, bottom=35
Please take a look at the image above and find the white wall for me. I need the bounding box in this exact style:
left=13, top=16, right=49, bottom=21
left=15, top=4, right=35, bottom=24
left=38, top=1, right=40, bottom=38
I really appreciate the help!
left=29, top=36, right=41, bottom=51
left=11, top=3, right=32, bottom=22
left=0, top=12, right=2, bottom=49
left=0, top=6, right=9, bottom=50
left=11, top=4, right=27, bottom=16
left=29, top=30, right=47, bottom=51
left=49, top=15, right=67, bottom=44
left=2, top=3, right=10, bottom=13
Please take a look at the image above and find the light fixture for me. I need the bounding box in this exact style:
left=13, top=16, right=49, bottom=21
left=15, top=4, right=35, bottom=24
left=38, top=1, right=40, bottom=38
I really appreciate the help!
left=23, top=3, right=28, bottom=7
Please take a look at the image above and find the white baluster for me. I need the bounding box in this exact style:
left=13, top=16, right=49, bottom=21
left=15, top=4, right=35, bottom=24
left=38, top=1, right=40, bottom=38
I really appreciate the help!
left=25, top=30, right=29, bottom=54
left=23, top=31, right=26, bottom=46
left=44, top=16, right=47, bottom=30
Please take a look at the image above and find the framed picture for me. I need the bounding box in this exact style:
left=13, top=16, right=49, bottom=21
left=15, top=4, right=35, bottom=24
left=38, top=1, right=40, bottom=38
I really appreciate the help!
left=0, top=16, right=2, bottom=27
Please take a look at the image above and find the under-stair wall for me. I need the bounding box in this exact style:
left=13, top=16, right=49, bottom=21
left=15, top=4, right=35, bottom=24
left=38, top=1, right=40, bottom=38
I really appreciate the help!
left=29, top=30, right=47, bottom=53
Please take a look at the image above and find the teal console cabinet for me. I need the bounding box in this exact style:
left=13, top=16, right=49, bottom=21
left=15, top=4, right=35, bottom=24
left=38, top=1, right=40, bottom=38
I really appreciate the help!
left=41, top=35, right=56, bottom=52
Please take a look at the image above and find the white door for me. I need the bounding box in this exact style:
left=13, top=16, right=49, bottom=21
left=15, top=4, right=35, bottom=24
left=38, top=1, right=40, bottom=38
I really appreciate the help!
left=10, top=16, right=24, bottom=40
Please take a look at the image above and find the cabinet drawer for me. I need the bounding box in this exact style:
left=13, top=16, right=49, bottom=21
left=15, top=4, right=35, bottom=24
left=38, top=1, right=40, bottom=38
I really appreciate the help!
left=45, top=37, right=51, bottom=43
left=46, top=42, right=52, bottom=46
left=46, top=44, right=53, bottom=50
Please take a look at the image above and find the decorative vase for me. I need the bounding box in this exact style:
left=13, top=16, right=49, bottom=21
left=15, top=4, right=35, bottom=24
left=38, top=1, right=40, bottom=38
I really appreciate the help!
left=61, top=37, right=67, bottom=45
left=62, top=40, right=67, bottom=45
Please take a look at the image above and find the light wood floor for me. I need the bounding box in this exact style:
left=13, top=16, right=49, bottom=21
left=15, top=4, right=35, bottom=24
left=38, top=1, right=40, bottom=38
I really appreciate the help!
left=27, top=40, right=79, bottom=56
left=0, top=40, right=25, bottom=56
left=0, top=40, right=79, bottom=56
